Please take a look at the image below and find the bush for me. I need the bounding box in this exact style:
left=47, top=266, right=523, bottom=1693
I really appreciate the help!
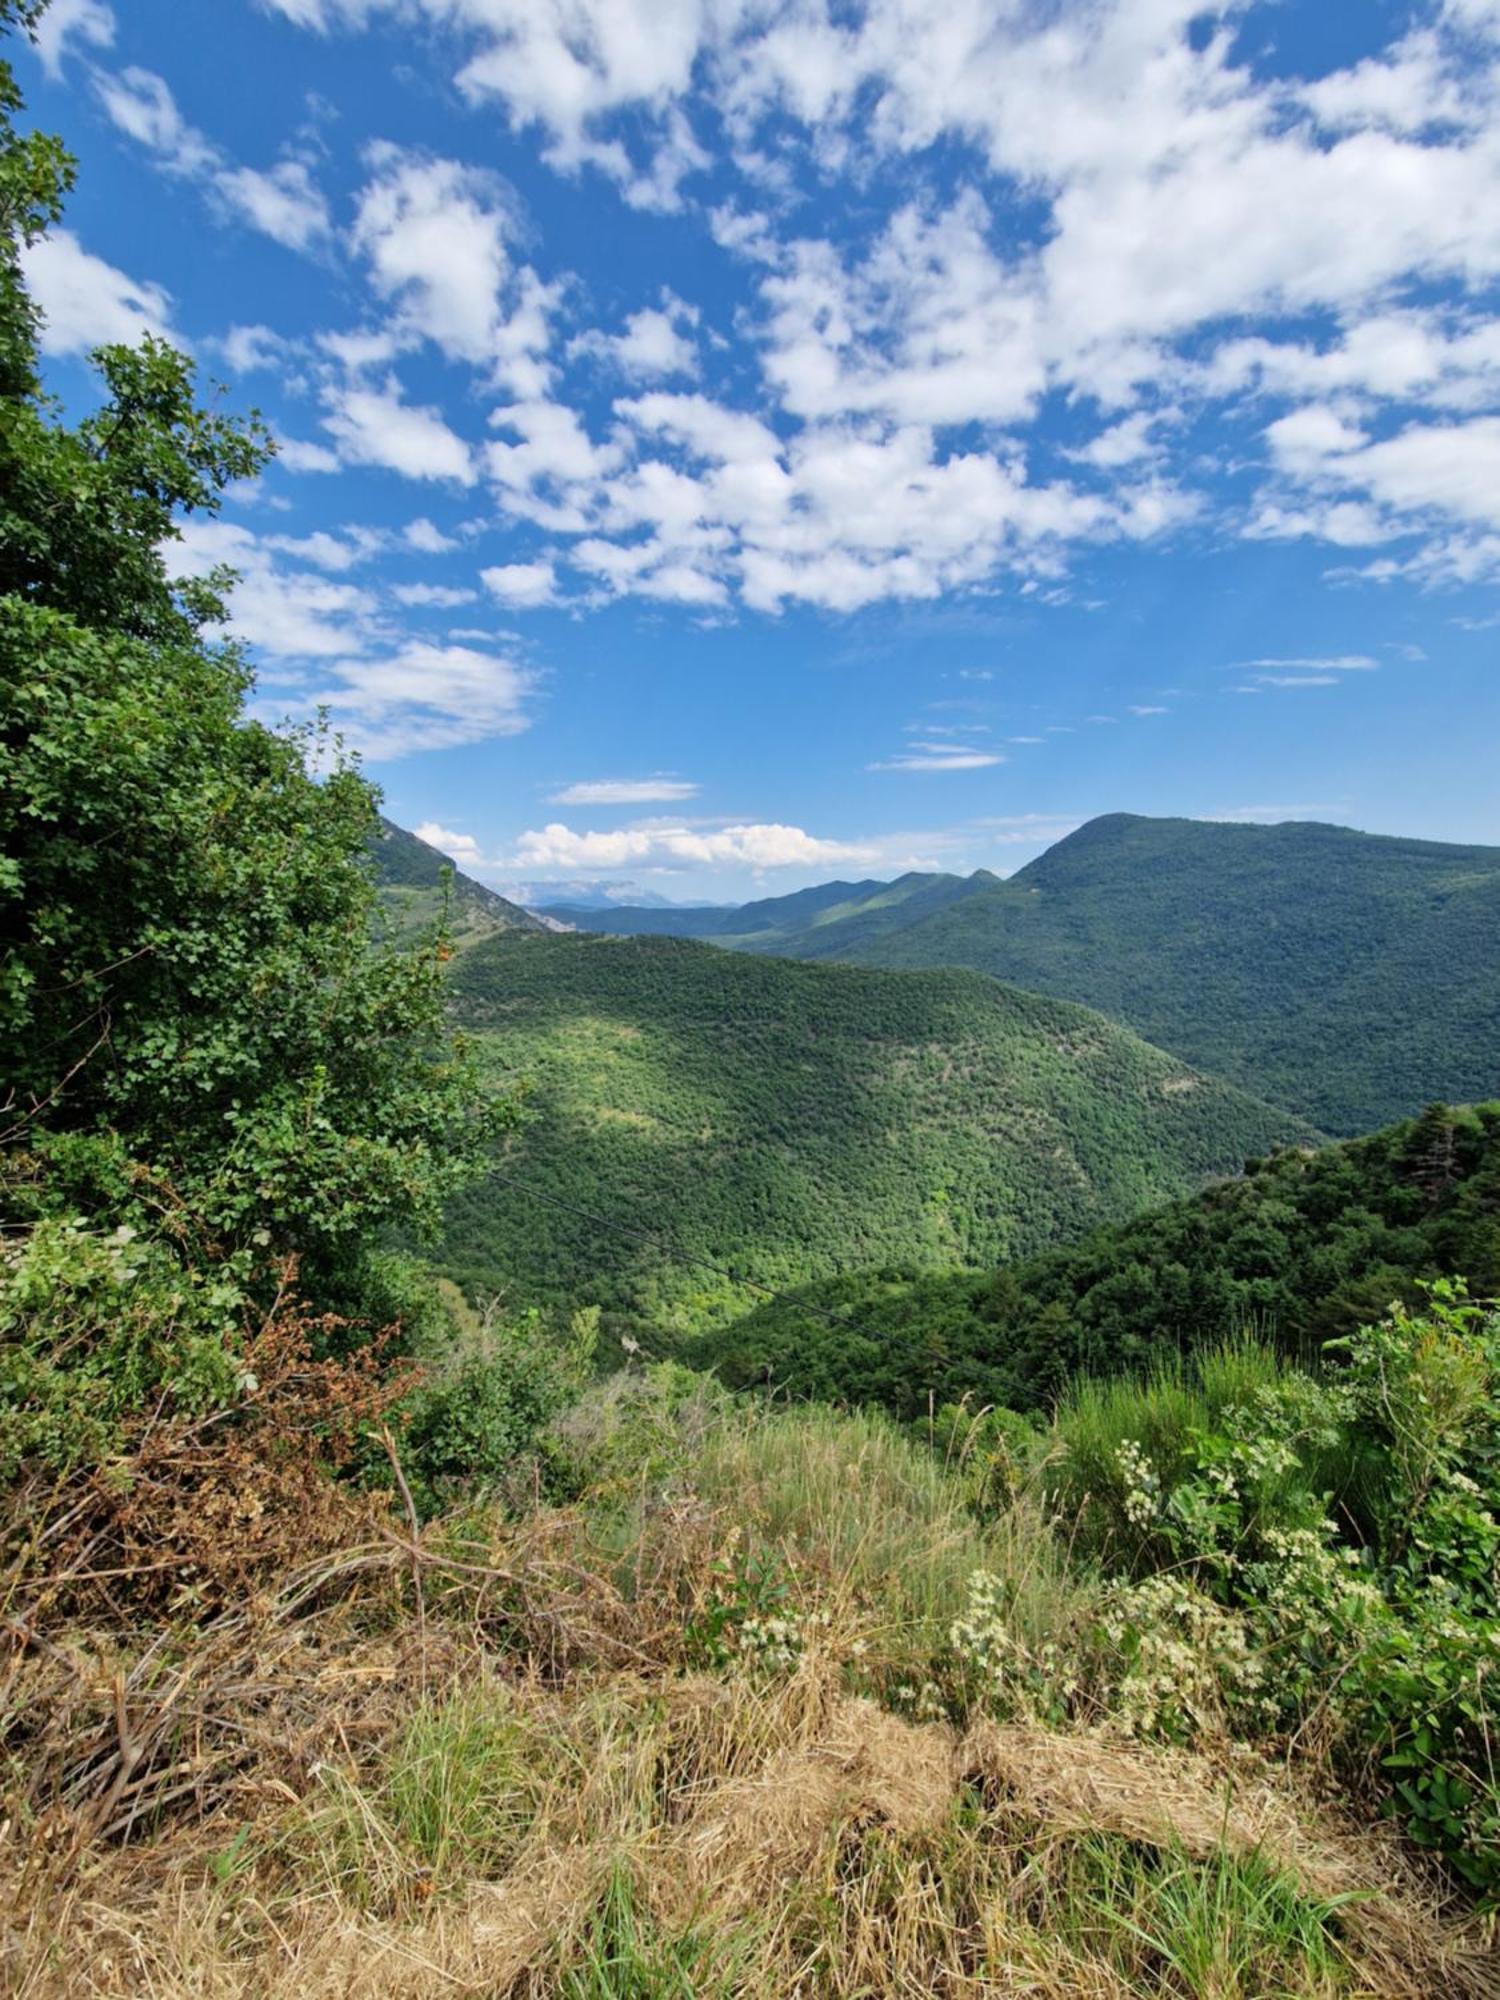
left=1033, top=1290, right=1500, bottom=1895
left=401, top=1291, right=600, bottom=1512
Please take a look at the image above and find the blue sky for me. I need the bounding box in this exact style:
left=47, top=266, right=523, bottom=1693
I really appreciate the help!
left=17, top=0, right=1500, bottom=901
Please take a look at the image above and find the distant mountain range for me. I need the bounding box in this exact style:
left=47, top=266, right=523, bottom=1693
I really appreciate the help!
left=439, top=929, right=1315, bottom=1329
left=546, top=814, right=1500, bottom=1134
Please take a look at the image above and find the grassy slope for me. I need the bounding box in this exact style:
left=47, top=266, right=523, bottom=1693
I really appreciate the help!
left=367, top=817, right=547, bottom=951
left=15, top=1376, right=1489, bottom=1999
left=708, top=1099, right=1500, bottom=1417
left=440, top=930, right=1314, bottom=1330
left=766, top=815, right=1500, bottom=1135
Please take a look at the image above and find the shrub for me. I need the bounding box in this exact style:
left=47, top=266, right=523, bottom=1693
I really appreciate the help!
left=1031, top=1290, right=1500, bottom=1895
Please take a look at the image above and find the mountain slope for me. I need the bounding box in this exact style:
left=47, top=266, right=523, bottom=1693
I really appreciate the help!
left=367, top=817, right=549, bottom=948
left=708, top=1098, right=1500, bottom=1418
left=440, top=930, right=1315, bottom=1330
left=748, top=815, right=1500, bottom=1134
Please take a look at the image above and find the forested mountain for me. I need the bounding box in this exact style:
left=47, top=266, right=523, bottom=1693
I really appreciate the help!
left=439, top=930, right=1314, bottom=1328
left=709, top=1099, right=1500, bottom=1417
left=840, top=815, right=1500, bottom=1133
left=557, top=814, right=1500, bottom=1135
left=545, top=870, right=979, bottom=943
left=367, top=816, right=549, bottom=948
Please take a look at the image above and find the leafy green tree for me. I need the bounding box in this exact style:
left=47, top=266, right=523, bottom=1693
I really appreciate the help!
left=0, top=2, right=499, bottom=1320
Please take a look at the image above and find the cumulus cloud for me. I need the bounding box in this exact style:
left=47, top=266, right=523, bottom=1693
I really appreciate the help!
left=275, top=434, right=343, bottom=474
left=511, top=820, right=880, bottom=872
left=165, top=519, right=380, bottom=660
left=413, top=821, right=485, bottom=865
left=186, top=2, right=1500, bottom=597
left=19, top=230, right=175, bottom=353
left=353, top=146, right=512, bottom=363
left=220, top=324, right=292, bottom=373
left=161, top=521, right=534, bottom=756
left=573, top=296, right=699, bottom=379
left=404, top=517, right=460, bottom=553
left=392, top=582, right=479, bottom=607
left=308, top=642, right=533, bottom=758
left=322, top=378, right=477, bottom=484
left=481, top=559, right=559, bottom=607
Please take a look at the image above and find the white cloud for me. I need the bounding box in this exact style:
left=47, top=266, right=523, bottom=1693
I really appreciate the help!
left=574, top=297, right=699, bottom=379
left=220, top=324, right=291, bottom=373
left=34, top=0, right=115, bottom=77
left=275, top=434, right=343, bottom=474
left=1071, top=412, right=1161, bottom=469
left=512, top=819, right=880, bottom=872
left=392, top=582, right=479, bottom=607
left=322, top=378, right=477, bottom=484
left=165, top=519, right=379, bottom=660
left=1249, top=674, right=1340, bottom=688
left=870, top=749, right=1005, bottom=771
left=1239, top=655, right=1379, bottom=671
left=19, top=229, right=175, bottom=354
left=216, top=160, right=331, bottom=251
left=200, top=2, right=1500, bottom=595
left=162, top=525, right=535, bottom=753
left=548, top=778, right=700, bottom=805
left=352, top=146, right=510, bottom=363
left=414, top=821, right=484, bottom=865
left=1209, top=802, right=1347, bottom=823
left=96, top=68, right=331, bottom=249
left=310, top=641, right=534, bottom=757
left=404, top=517, right=460, bottom=554
left=481, top=559, right=559, bottom=607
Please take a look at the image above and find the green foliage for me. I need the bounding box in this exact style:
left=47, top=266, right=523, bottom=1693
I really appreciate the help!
left=3, top=604, right=496, bottom=1282
left=287, top=1686, right=542, bottom=1910
left=713, top=1101, right=1500, bottom=1417
left=1030, top=1289, right=1500, bottom=1894
left=402, top=1288, right=600, bottom=1511
left=575, top=814, right=1500, bottom=1136
left=441, top=930, right=1311, bottom=1332
left=0, top=1210, right=242, bottom=1478
left=561, top=1862, right=740, bottom=2000
left=0, top=18, right=504, bottom=1484
left=1039, top=1834, right=1357, bottom=1998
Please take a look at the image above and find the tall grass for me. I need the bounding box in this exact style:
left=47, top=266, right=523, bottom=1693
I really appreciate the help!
left=1050, top=1337, right=1326, bottom=1560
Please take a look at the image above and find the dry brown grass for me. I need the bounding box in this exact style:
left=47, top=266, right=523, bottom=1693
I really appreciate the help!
left=6, top=1577, right=1495, bottom=1995
left=4, top=1387, right=1496, bottom=1999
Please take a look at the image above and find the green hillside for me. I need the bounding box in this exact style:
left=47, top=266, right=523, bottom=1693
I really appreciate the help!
left=367, top=816, right=548, bottom=949
left=709, top=1099, right=1500, bottom=1418
left=682, top=814, right=1500, bottom=1136
left=440, top=930, right=1315, bottom=1329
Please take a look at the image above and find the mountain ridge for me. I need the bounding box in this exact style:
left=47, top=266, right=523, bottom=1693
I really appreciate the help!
left=527, top=813, right=1500, bottom=1134
left=437, top=927, right=1317, bottom=1331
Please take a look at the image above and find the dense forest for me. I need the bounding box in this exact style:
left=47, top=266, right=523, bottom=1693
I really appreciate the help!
left=708, top=1100, right=1500, bottom=1417
left=559, top=814, right=1500, bottom=1135
left=440, top=929, right=1313, bottom=1327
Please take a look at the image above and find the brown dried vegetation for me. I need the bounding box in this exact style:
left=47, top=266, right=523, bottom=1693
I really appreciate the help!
left=2, top=1380, right=1496, bottom=1999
